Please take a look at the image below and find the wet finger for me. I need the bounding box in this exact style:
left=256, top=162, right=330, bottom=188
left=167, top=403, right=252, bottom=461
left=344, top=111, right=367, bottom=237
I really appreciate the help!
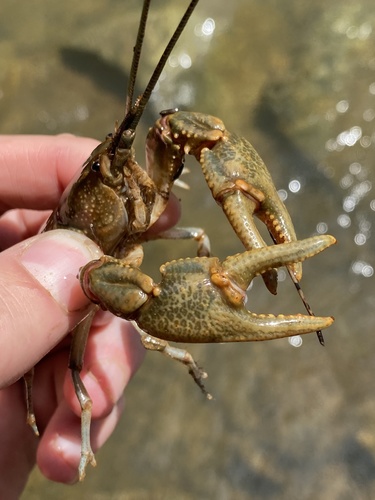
left=0, top=135, right=99, bottom=213
left=0, top=230, right=102, bottom=387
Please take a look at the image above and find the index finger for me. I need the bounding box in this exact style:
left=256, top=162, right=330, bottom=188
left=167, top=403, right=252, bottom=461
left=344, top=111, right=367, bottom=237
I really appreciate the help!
left=0, top=135, right=99, bottom=213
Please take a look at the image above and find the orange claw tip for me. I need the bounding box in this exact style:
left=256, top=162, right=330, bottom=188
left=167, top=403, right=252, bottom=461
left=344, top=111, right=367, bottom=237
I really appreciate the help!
left=324, top=316, right=335, bottom=327
left=326, top=235, right=337, bottom=245
left=318, top=234, right=337, bottom=249
left=314, top=234, right=336, bottom=248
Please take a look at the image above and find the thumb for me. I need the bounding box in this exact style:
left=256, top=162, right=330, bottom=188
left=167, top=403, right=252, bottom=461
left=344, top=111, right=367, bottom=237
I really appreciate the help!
left=0, top=230, right=102, bottom=388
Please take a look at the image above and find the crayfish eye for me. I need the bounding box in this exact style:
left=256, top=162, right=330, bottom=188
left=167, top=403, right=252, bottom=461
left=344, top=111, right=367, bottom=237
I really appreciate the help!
left=91, top=160, right=100, bottom=172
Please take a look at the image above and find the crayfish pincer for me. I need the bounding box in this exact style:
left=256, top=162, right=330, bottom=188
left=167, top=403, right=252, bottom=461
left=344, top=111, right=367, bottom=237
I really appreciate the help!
left=22, top=0, right=336, bottom=481
left=80, top=235, right=335, bottom=345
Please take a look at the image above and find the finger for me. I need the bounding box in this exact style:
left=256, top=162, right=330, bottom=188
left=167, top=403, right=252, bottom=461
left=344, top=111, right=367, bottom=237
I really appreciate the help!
left=29, top=314, right=143, bottom=427
left=0, top=209, right=50, bottom=251
left=29, top=350, right=68, bottom=434
left=30, top=311, right=144, bottom=483
left=0, top=135, right=99, bottom=213
left=63, top=316, right=145, bottom=418
left=37, top=397, right=124, bottom=483
left=145, top=192, right=181, bottom=236
left=0, top=229, right=102, bottom=387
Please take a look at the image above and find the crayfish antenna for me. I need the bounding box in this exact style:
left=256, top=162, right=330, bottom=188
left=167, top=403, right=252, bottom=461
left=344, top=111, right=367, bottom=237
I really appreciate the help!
left=286, top=265, right=325, bottom=346
left=269, top=232, right=325, bottom=346
left=125, top=0, right=151, bottom=117
left=113, top=0, right=200, bottom=151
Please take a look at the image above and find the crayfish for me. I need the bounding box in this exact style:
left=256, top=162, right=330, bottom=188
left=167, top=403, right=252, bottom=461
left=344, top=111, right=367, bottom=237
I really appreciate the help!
left=23, top=0, right=335, bottom=480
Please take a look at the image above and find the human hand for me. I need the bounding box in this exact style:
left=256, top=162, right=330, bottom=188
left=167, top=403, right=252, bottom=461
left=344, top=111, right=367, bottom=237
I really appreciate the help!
left=0, top=135, right=180, bottom=495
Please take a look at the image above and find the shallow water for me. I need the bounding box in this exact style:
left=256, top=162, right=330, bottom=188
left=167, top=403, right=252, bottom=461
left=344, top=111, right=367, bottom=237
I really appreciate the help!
left=1, top=0, right=375, bottom=498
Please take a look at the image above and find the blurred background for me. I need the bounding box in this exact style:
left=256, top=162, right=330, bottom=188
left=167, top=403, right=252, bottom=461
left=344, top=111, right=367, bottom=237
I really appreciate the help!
left=1, top=0, right=375, bottom=498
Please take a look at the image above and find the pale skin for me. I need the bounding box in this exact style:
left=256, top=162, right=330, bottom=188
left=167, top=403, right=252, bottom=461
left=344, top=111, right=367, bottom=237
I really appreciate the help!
left=0, top=135, right=180, bottom=496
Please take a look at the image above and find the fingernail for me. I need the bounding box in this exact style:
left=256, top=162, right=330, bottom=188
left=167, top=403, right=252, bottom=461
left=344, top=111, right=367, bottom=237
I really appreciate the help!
left=20, top=230, right=102, bottom=313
